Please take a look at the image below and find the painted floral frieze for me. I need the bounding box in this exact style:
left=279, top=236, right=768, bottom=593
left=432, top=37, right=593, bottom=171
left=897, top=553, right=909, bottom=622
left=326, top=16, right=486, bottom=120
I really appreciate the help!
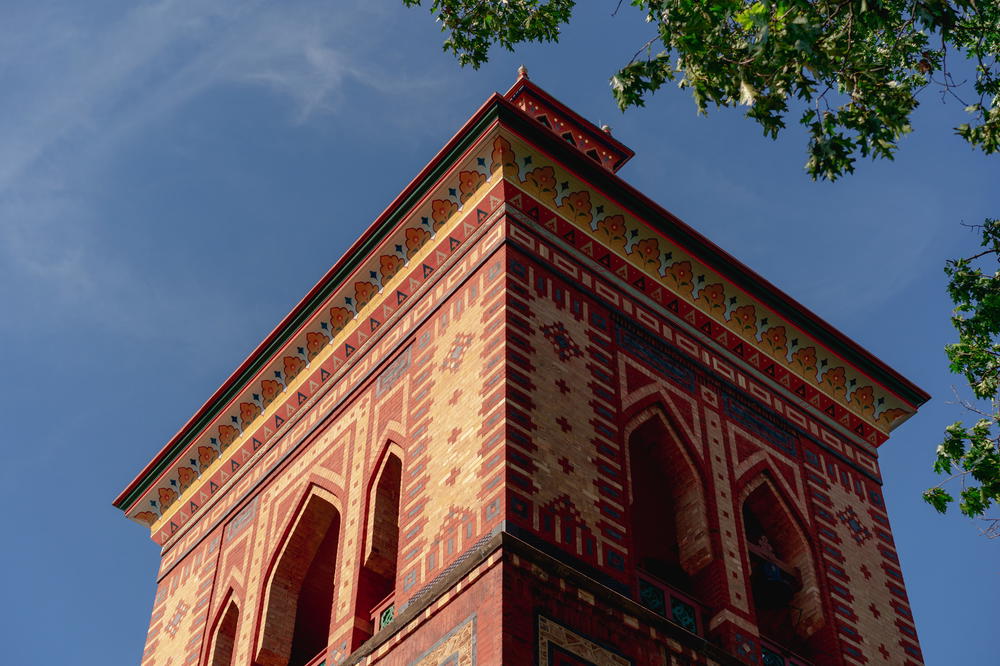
left=128, top=125, right=916, bottom=542
left=494, top=133, right=914, bottom=436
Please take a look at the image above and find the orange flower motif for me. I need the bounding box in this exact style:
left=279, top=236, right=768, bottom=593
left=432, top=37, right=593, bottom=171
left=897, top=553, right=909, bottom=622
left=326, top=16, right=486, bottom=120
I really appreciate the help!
left=306, top=331, right=328, bottom=360
left=239, top=401, right=261, bottom=426
left=762, top=326, right=787, bottom=356
left=158, top=487, right=178, bottom=510
left=729, top=304, right=757, bottom=337
left=597, top=214, right=627, bottom=249
left=329, top=306, right=352, bottom=332
left=284, top=355, right=306, bottom=382
left=490, top=136, right=517, bottom=174
left=698, top=283, right=725, bottom=311
left=667, top=261, right=694, bottom=294
left=851, top=386, right=874, bottom=413
left=458, top=170, right=486, bottom=203
left=260, top=379, right=282, bottom=407
left=561, top=190, right=592, bottom=224
left=218, top=424, right=239, bottom=448
left=354, top=281, right=377, bottom=309
left=176, top=466, right=197, bottom=492
left=823, top=367, right=847, bottom=393
left=634, top=237, right=660, bottom=265
left=379, top=254, right=404, bottom=281
left=134, top=511, right=158, bottom=527
left=791, top=346, right=818, bottom=374
left=734, top=305, right=755, bottom=325
left=880, top=407, right=907, bottom=427
left=405, top=227, right=430, bottom=258
left=431, top=199, right=457, bottom=230
left=525, top=166, right=557, bottom=202
left=198, top=446, right=218, bottom=467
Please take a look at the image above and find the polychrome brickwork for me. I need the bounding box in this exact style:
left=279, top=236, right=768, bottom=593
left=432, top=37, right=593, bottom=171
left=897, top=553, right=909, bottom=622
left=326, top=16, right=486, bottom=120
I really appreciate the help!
left=490, top=134, right=913, bottom=443
left=361, top=551, right=503, bottom=666
left=505, top=552, right=708, bottom=665
left=139, top=216, right=512, bottom=665
left=142, top=536, right=221, bottom=666
left=121, top=75, right=925, bottom=666
left=495, top=214, right=922, bottom=664
left=119, top=135, right=513, bottom=543
left=118, top=123, right=920, bottom=542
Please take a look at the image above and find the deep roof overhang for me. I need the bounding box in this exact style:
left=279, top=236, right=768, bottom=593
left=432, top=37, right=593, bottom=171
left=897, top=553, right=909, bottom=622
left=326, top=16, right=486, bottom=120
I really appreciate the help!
left=114, top=93, right=509, bottom=511
left=495, top=102, right=930, bottom=410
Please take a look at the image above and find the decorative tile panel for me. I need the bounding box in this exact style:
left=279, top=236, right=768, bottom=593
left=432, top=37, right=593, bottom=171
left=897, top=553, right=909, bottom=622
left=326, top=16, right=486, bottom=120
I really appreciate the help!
left=537, top=615, right=631, bottom=666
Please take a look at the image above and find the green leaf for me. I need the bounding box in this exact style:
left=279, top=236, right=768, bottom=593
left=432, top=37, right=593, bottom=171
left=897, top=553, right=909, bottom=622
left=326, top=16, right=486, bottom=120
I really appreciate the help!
left=735, top=2, right=768, bottom=31
left=923, top=488, right=954, bottom=514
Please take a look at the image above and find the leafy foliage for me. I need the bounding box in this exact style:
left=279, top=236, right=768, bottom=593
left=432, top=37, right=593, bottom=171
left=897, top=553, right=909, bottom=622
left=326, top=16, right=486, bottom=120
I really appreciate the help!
left=924, top=220, right=1000, bottom=531
left=406, top=0, right=999, bottom=181
left=401, top=0, right=575, bottom=70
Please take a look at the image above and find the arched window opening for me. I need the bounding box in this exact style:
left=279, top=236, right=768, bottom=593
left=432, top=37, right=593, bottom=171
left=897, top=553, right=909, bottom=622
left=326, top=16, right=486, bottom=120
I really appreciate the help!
left=354, top=451, right=402, bottom=648
left=741, top=479, right=824, bottom=658
left=628, top=414, right=711, bottom=589
left=627, top=410, right=713, bottom=634
left=208, top=600, right=239, bottom=666
left=257, top=490, right=341, bottom=666
left=630, top=417, right=689, bottom=591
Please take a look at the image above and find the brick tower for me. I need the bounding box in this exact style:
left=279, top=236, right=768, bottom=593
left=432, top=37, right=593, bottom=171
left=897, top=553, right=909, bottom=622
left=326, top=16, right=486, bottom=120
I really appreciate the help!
left=115, top=71, right=929, bottom=666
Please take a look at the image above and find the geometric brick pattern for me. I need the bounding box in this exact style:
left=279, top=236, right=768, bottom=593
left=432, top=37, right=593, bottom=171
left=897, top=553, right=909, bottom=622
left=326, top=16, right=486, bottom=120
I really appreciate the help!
left=499, top=211, right=923, bottom=665
left=120, top=75, right=926, bottom=666
left=117, top=77, right=924, bottom=541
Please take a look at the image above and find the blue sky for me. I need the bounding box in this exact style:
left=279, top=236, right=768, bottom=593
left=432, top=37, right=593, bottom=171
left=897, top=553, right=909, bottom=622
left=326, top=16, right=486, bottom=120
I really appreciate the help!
left=0, top=1, right=996, bottom=663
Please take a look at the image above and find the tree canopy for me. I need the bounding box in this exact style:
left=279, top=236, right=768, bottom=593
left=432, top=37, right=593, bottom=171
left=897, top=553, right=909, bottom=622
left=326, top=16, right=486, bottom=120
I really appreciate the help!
left=925, top=220, right=1000, bottom=534
left=405, top=0, right=1000, bottom=528
left=404, top=1, right=998, bottom=179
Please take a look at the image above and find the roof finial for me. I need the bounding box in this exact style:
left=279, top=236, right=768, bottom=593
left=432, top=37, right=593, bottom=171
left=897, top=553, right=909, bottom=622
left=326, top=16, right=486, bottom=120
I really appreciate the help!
left=600, top=124, right=613, bottom=135
left=517, top=64, right=529, bottom=80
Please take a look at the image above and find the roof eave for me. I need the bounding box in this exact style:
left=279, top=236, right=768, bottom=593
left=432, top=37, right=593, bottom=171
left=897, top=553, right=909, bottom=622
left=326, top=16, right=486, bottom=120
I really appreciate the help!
left=491, top=104, right=930, bottom=411
left=117, top=86, right=929, bottom=513
left=114, top=93, right=511, bottom=511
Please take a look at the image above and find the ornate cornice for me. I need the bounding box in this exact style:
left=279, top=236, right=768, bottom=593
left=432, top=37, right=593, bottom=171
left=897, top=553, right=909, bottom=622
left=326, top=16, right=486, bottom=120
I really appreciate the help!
left=117, top=79, right=927, bottom=542
left=118, top=123, right=509, bottom=538
left=494, top=130, right=920, bottom=443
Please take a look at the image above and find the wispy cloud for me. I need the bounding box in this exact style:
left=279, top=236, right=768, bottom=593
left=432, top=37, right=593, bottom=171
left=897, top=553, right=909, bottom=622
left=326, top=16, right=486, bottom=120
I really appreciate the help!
left=0, top=0, right=445, bottom=346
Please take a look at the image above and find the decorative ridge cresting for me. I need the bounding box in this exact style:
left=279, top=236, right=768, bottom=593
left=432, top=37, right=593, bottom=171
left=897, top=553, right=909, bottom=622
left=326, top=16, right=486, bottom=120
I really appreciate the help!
left=504, top=75, right=635, bottom=173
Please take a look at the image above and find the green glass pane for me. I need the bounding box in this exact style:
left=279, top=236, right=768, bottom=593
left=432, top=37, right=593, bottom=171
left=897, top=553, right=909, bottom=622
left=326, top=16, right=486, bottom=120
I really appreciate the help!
left=638, top=579, right=666, bottom=616
left=761, top=646, right=786, bottom=666
left=379, top=604, right=395, bottom=630
left=670, top=597, right=698, bottom=634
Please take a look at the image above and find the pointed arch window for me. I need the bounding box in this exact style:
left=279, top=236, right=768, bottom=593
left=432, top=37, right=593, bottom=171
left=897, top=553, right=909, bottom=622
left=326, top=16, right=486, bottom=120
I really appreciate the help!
left=354, top=448, right=403, bottom=647
left=626, top=408, right=712, bottom=633
left=256, top=488, right=341, bottom=666
left=207, top=599, right=239, bottom=666
left=741, top=477, right=824, bottom=660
